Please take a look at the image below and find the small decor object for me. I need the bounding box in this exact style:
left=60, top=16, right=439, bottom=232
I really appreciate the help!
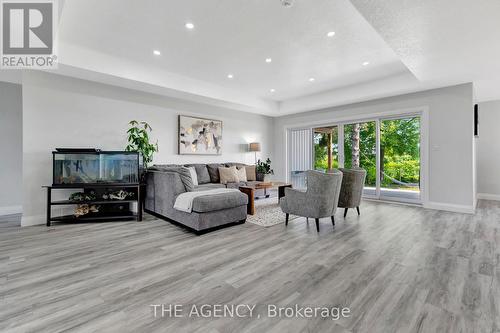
left=102, top=190, right=134, bottom=201
left=125, top=120, right=159, bottom=167
left=68, top=191, right=99, bottom=217
left=69, top=191, right=96, bottom=202
left=256, top=158, right=274, bottom=181
left=74, top=204, right=99, bottom=217
left=178, top=115, right=222, bottom=155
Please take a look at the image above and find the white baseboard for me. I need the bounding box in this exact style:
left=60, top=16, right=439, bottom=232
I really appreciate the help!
left=363, top=197, right=421, bottom=207
left=423, top=201, right=475, bottom=214
left=0, top=205, right=22, bottom=216
left=477, top=193, right=500, bottom=201
left=21, top=214, right=46, bottom=227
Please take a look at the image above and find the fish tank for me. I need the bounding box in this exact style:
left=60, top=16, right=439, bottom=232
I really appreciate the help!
left=53, top=149, right=140, bottom=185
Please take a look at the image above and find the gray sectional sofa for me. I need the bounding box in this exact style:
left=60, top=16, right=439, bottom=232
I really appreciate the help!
left=145, top=163, right=263, bottom=233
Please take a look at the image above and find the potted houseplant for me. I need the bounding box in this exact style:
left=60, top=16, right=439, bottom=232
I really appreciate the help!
left=125, top=120, right=158, bottom=183
left=256, top=158, right=274, bottom=182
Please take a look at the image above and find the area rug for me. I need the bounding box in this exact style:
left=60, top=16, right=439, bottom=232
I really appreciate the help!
left=246, top=197, right=299, bottom=227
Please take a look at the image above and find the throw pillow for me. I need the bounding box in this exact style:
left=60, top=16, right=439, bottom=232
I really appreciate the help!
left=185, top=164, right=211, bottom=184
left=236, top=167, right=247, bottom=182
left=151, top=165, right=194, bottom=192
left=246, top=165, right=256, bottom=181
left=207, top=163, right=223, bottom=183
left=187, top=166, right=198, bottom=186
left=218, top=166, right=239, bottom=184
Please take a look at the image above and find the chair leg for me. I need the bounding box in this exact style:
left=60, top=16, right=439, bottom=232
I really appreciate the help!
left=285, top=213, right=289, bottom=226
left=344, top=208, right=348, bottom=218
left=356, top=207, right=360, bottom=215
left=331, top=216, right=335, bottom=227
left=315, top=218, right=320, bottom=232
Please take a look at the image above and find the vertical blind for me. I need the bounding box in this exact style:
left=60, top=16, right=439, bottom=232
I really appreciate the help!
left=289, top=128, right=312, bottom=172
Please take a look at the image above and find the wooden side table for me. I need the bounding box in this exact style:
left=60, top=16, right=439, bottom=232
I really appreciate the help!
left=239, top=183, right=292, bottom=216
left=239, top=186, right=256, bottom=215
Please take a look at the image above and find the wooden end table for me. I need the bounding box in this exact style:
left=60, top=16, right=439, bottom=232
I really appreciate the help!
left=239, top=182, right=292, bottom=215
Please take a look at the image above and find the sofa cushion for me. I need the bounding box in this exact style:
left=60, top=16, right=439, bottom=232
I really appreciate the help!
left=193, top=183, right=226, bottom=191
left=150, top=165, right=194, bottom=191
left=219, top=166, right=239, bottom=184
left=151, top=164, right=177, bottom=168
left=185, top=164, right=211, bottom=184
left=207, top=163, right=223, bottom=183
left=226, top=181, right=247, bottom=189
left=192, top=191, right=248, bottom=213
left=246, top=165, right=256, bottom=181
left=226, top=162, right=247, bottom=168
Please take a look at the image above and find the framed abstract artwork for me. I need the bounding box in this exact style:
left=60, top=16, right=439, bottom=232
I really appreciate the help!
left=178, top=115, right=223, bottom=155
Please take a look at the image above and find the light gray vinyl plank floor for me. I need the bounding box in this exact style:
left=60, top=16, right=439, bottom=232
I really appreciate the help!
left=1, top=200, right=500, bottom=332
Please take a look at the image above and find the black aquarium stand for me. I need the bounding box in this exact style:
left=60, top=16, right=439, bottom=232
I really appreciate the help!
left=43, top=183, right=143, bottom=226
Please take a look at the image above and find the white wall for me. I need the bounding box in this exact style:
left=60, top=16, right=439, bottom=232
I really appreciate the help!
left=22, top=71, right=274, bottom=226
left=477, top=100, right=500, bottom=199
left=274, top=83, right=475, bottom=213
left=0, top=82, right=22, bottom=216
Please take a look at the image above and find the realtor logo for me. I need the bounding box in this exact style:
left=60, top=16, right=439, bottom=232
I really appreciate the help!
left=1, top=0, right=57, bottom=68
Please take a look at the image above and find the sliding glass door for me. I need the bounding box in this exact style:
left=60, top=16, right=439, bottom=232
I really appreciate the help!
left=380, top=116, right=421, bottom=201
left=287, top=113, right=423, bottom=203
left=343, top=121, right=377, bottom=197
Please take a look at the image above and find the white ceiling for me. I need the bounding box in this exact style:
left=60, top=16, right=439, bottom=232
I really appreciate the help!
left=38, top=0, right=500, bottom=115
left=349, top=0, right=500, bottom=102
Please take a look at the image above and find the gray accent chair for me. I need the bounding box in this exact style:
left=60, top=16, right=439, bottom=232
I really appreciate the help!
left=280, top=170, right=343, bottom=232
left=337, top=167, right=367, bottom=217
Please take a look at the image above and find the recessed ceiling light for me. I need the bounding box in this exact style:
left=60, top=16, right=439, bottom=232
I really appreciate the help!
left=153, top=50, right=161, bottom=56
left=309, top=77, right=315, bottom=82
left=227, top=74, right=234, bottom=79
left=270, top=89, right=275, bottom=93
left=185, top=22, right=195, bottom=29
left=362, top=61, right=370, bottom=66
left=265, top=58, right=272, bottom=63
left=327, top=31, right=336, bottom=37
